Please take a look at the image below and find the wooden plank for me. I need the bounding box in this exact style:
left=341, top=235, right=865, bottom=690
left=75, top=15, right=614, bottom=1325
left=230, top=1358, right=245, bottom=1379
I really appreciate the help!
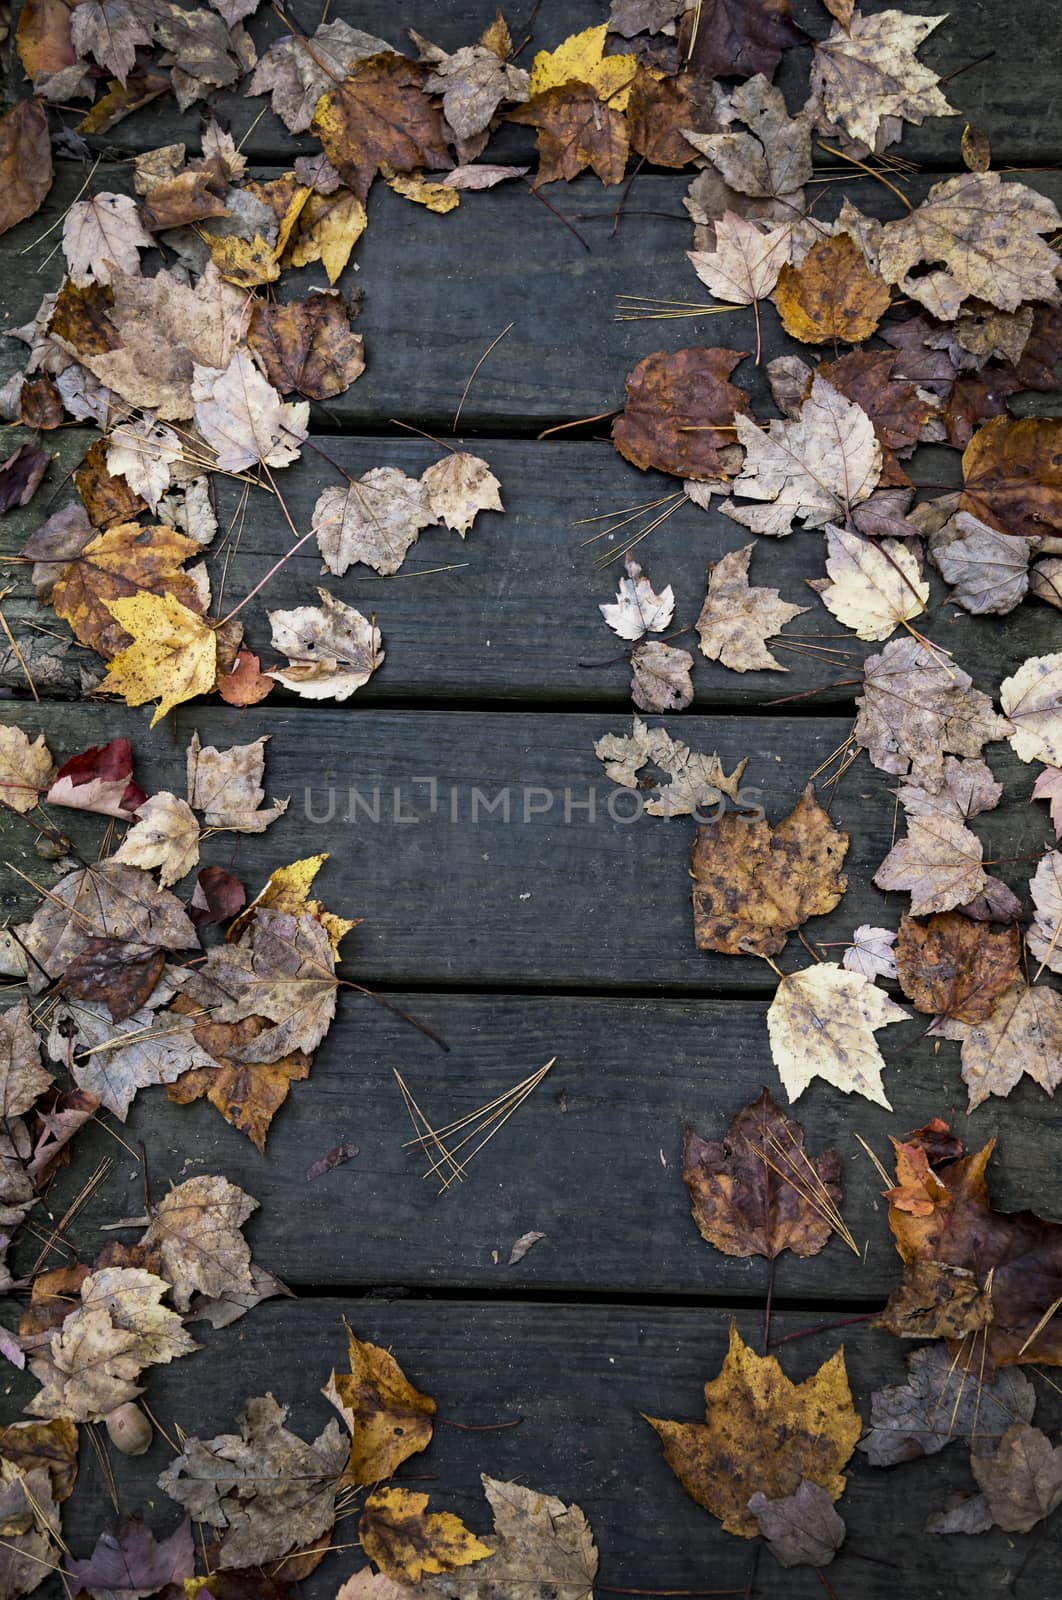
left=17, top=989, right=1059, bottom=1299
left=64, top=0, right=1062, bottom=167
left=5, top=1299, right=1060, bottom=1597
left=5, top=167, right=1061, bottom=432
left=1, top=703, right=1050, bottom=995
left=2, top=428, right=1057, bottom=708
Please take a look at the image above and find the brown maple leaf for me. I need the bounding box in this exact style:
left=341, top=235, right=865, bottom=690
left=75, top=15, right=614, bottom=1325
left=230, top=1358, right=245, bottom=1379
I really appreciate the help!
left=684, top=1089, right=842, bottom=1261
left=854, top=637, right=1012, bottom=779
left=895, top=913, right=1021, bottom=1023
left=312, top=54, right=451, bottom=202
left=961, top=417, right=1062, bottom=541
left=0, top=99, right=53, bottom=237
left=248, top=292, right=365, bottom=401
left=165, top=995, right=311, bottom=1154
left=696, top=544, right=809, bottom=673
left=690, top=783, right=848, bottom=956
left=508, top=83, right=629, bottom=187
left=775, top=234, right=892, bottom=345
left=817, top=349, right=932, bottom=486
left=612, top=347, right=751, bottom=480
left=50, top=520, right=205, bottom=659
left=75, top=439, right=147, bottom=528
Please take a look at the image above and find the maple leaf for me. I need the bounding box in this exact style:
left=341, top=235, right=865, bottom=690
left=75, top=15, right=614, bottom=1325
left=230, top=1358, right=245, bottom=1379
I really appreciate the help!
left=218, top=647, right=274, bottom=708
left=0, top=726, right=52, bottom=815
left=52, top=520, right=205, bottom=659
left=441, top=163, right=530, bottom=190
left=0, top=1463, right=61, bottom=1598
left=877, top=174, right=1061, bottom=320
left=960, top=417, right=1062, bottom=543
left=724, top=376, right=881, bottom=537
left=1033, top=768, right=1062, bottom=839
left=191, top=351, right=308, bottom=473
left=313, top=469, right=434, bottom=577
left=62, top=194, right=152, bottom=286
left=286, top=189, right=368, bottom=284
left=507, top=86, right=629, bottom=188
left=684, top=1089, right=841, bottom=1261
left=0, top=1418, right=79, bottom=1503
left=46, top=985, right=215, bottom=1118
left=816, top=349, right=932, bottom=489
left=1026, top=851, right=1062, bottom=976
left=249, top=20, right=390, bottom=133
left=854, top=637, right=1011, bottom=779
left=815, top=525, right=928, bottom=642
left=421, top=452, right=503, bottom=536
left=0, top=100, right=53, bottom=237
left=874, top=813, right=987, bottom=915
left=359, top=1487, right=492, bottom=1584
left=247, top=293, right=364, bottom=402
left=601, top=555, right=675, bottom=642
left=645, top=1324, right=859, bottom=1538
left=19, top=859, right=197, bottom=993
left=159, top=1393, right=347, bottom=1569
left=112, top=793, right=201, bottom=888
left=686, top=76, right=812, bottom=205
left=101, top=593, right=218, bottom=727
left=170, top=908, right=338, bottom=1063
left=269, top=589, right=383, bottom=700
left=810, top=10, right=955, bottom=151
left=185, top=732, right=287, bottom=835
left=323, top=1326, right=435, bottom=1487
left=166, top=991, right=309, bottom=1152
left=630, top=639, right=694, bottom=713
left=749, top=1479, right=845, bottom=1570
left=768, top=964, right=909, bottom=1107
left=969, top=1423, right=1062, bottom=1533
left=999, top=655, right=1062, bottom=768
left=418, top=38, right=529, bottom=141
left=843, top=925, right=897, bottom=980
left=775, top=234, right=891, bottom=344
left=138, top=1174, right=260, bottom=1311
left=690, top=784, right=848, bottom=957
left=625, top=70, right=715, bottom=169
left=687, top=214, right=792, bottom=307
left=859, top=1346, right=1035, bottom=1467
left=936, top=981, right=1062, bottom=1112
left=0, top=1001, right=53, bottom=1117
left=231, top=853, right=353, bottom=950
left=526, top=25, right=637, bottom=105
left=930, top=511, right=1033, bottom=614
left=687, top=0, right=804, bottom=80
left=313, top=54, right=451, bottom=202
left=64, top=1518, right=194, bottom=1600
left=428, top=1475, right=597, bottom=1600
left=883, top=1137, right=1062, bottom=1370
left=594, top=718, right=747, bottom=818
left=612, top=348, right=751, bottom=480
left=896, top=913, right=1020, bottom=1024
left=45, top=738, right=145, bottom=820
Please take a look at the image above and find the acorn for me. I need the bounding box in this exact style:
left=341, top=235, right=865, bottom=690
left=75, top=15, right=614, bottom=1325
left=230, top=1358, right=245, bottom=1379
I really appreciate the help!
left=104, top=1402, right=152, bottom=1455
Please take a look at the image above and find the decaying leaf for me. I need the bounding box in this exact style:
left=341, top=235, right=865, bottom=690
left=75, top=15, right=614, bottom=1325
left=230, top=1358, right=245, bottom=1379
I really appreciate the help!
left=961, top=418, right=1062, bottom=542
left=930, top=512, right=1033, bottom=615
left=192, top=351, right=308, bottom=472
left=684, top=1089, right=841, bottom=1260
left=312, top=54, right=451, bottom=202
left=629, top=639, right=694, bottom=713
left=594, top=718, right=747, bottom=818
left=687, top=0, right=805, bottom=81
left=817, top=525, right=929, bottom=641
left=314, top=469, right=435, bottom=576
left=690, top=784, right=848, bottom=956
left=687, top=215, right=792, bottom=307
left=810, top=10, right=954, bottom=151
left=971, top=1422, right=1062, bottom=1533
left=854, top=637, right=1012, bottom=779
left=0, top=1001, right=53, bottom=1117
left=748, top=1478, right=845, bottom=1569
left=186, top=731, right=288, bottom=833
left=421, top=452, right=503, bottom=536
left=64, top=1518, right=194, bottom=1600
left=601, top=555, right=675, bottom=641
left=860, top=1345, right=1035, bottom=1467
left=248, top=20, right=391, bottom=134
left=1000, top=655, right=1062, bottom=768
left=358, top=1487, right=492, bottom=1584
left=165, top=993, right=310, bottom=1154
left=685, top=76, right=811, bottom=206
left=248, top=293, right=365, bottom=401
left=0, top=726, right=53, bottom=815
left=874, top=814, right=987, bottom=915
left=0, top=1418, right=79, bottom=1503
left=46, top=986, right=216, bottom=1117
left=0, top=100, right=53, bottom=237
left=775, top=234, right=892, bottom=345
left=51, top=519, right=205, bottom=659
left=269, top=588, right=383, bottom=700
left=59, top=938, right=166, bottom=1024
left=324, top=1326, right=435, bottom=1487
left=62, top=193, right=152, bottom=285
left=429, top=1475, right=597, bottom=1600
left=612, top=348, right=751, bottom=480
left=45, top=737, right=145, bottom=821
left=138, top=1174, right=258, bottom=1311
left=645, top=1324, right=860, bottom=1538
left=112, top=793, right=201, bottom=887
left=896, top=913, right=1020, bottom=1025
left=0, top=1462, right=61, bottom=1596
left=767, top=964, right=909, bottom=1107
left=1033, top=767, right=1062, bottom=839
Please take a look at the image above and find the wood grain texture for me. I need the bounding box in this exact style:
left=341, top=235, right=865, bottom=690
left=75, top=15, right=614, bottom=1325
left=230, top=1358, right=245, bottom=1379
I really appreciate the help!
left=4, top=1299, right=1060, bottom=1598
left=1, top=702, right=1051, bottom=994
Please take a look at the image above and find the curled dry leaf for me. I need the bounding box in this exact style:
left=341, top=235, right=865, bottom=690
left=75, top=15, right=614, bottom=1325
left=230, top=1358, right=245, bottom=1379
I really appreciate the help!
left=629, top=639, right=694, bottom=713
left=600, top=555, right=675, bottom=641
left=690, top=784, right=848, bottom=957
left=775, top=234, right=892, bottom=345
left=269, top=588, right=383, bottom=701
left=748, top=1478, right=845, bottom=1569
left=0, top=725, right=53, bottom=814
left=594, top=717, right=748, bottom=818
left=860, top=1345, right=1035, bottom=1466
left=645, top=1324, right=860, bottom=1538
left=896, top=913, right=1021, bottom=1023
left=612, top=347, right=751, bottom=480
left=314, top=468, right=435, bottom=576
left=843, top=925, right=897, bottom=981
left=186, top=731, right=288, bottom=833
left=421, top=452, right=503, bottom=536
left=358, top=1487, right=492, bottom=1584
left=817, top=525, right=928, bottom=642
left=961, top=418, right=1062, bottom=542
left=768, top=964, right=910, bottom=1108
left=810, top=10, right=954, bottom=151
left=324, top=1326, right=435, bottom=1487
left=1000, top=654, right=1062, bottom=767
left=684, top=1088, right=841, bottom=1261
left=113, top=793, right=200, bottom=888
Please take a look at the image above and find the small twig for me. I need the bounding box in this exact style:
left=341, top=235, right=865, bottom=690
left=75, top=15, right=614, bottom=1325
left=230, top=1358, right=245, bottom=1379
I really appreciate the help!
left=816, top=142, right=914, bottom=211
left=437, top=1415, right=523, bottom=1432
left=522, top=179, right=592, bottom=253
left=538, top=408, right=618, bottom=440
left=612, top=155, right=645, bottom=236
left=770, top=1313, right=876, bottom=1348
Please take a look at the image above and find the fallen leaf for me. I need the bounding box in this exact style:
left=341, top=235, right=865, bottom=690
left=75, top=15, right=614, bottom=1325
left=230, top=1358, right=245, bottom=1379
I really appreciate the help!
left=961, top=418, right=1062, bottom=542
left=691, top=783, right=848, bottom=957
left=860, top=1345, right=1035, bottom=1466
left=306, top=1142, right=358, bottom=1181
left=930, top=511, right=1033, bottom=614
left=687, top=214, right=792, bottom=308
left=249, top=20, right=391, bottom=134
left=46, top=986, right=215, bottom=1118
left=314, top=469, right=435, bottom=576
left=724, top=377, right=881, bottom=537
left=186, top=731, right=287, bottom=833
left=45, top=738, right=146, bottom=820
left=205, top=232, right=281, bottom=289
left=843, top=925, right=897, bottom=980
left=768, top=963, right=909, bottom=1107
left=420, top=39, right=529, bottom=141
left=158, top=1394, right=347, bottom=1570
left=248, top=293, right=364, bottom=401
left=999, top=655, right=1062, bottom=768
left=775, top=234, right=892, bottom=344
left=630, top=639, right=694, bottom=713
left=51, top=520, right=204, bottom=658
left=526, top=24, right=637, bottom=106
left=896, top=913, right=1020, bottom=1025
left=78, top=72, right=171, bottom=135
left=441, top=164, right=530, bottom=190
left=166, top=995, right=310, bottom=1154
left=286, top=189, right=368, bottom=284
left=112, top=793, right=201, bottom=887
left=687, top=0, right=804, bottom=80
left=325, top=1326, right=435, bottom=1487
left=64, top=1519, right=194, bottom=1600
left=218, top=647, right=274, bottom=707
left=594, top=717, right=747, bottom=818
left=874, top=813, right=987, bottom=915
left=0, top=100, right=53, bottom=237
left=684, top=1089, right=841, bottom=1260
left=508, top=1231, right=545, bottom=1265
left=59, top=938, right=166, bottom=1024
left=0, top=1463, right=61, bottom=1596
left=817, top=349, right=932, bottom=482
left=313, top=54, right=451, bottom=202
left=854, top=636, right=1011, bottom=778
left=62, top=193, right=152, bottom=286
left=601, top=555, right=675, bottom=641
left=421, top=452, right=503, bottom=536
left=1025, top=850, right=1062, bottom=975
left=192, top=351, right=308, bottom=473
left=810, top=11, right=955, bottom=151
left=817, top=525, right=928, bottom=641
left=0, top=444, right=50, bottom=514
left=971, top=1422, right=1062, bottom=1532
left=432, top=1475, right=597, bottom=1600
left=0, top=1418, right=78, bottom=1503
left=101, top=592, right=218, bottom=727
left=0, top=1001, right=53, bottom=1116
left=645, top=1324, right=860, bottom=1538
left=507, top=86, right=629, bottom=187
left=686, top=77, right=812, bottom=205
left=140, top=167, right=229, bottom=231
left=612, top=348, right=751, bottom=480
left=138, top=1173, right=261, bottom=1312
left=0, top=726, right=52, bottom=815
left=1031, top=559, right=1062, bottom=610
left=1033, top=768, right=1062, bottom=839
left=748, top=1478, right=845, bottom=1569
left=269, top=589, right=383, bottom=700
left=359, top=1487, right=492, bottom=1584
left=878, top=174, right=1061, bottom=319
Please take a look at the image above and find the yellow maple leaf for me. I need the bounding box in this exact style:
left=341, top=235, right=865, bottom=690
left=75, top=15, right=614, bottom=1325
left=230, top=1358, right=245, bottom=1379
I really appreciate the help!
left=359, top=1487, right=492, bottom=1583
left=324, top=1324, right=435, bottom=1486
left=207, top=233, right=280, bottom=288
left=286, top=191, right=368, bottom=284
left=644, top=1322, right=861, bottom=1536
left=385, top=170, right=459, bottom=214
left=101, top=593, right=217, bottom=728
left=230, top=853, right=356, bottom=953
left=528, top=24, right=639, bottom=109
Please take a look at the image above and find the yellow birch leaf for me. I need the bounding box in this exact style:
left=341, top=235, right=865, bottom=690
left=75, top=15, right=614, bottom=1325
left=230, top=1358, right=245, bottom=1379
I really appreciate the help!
left=101, top=593, right=217, bottom=728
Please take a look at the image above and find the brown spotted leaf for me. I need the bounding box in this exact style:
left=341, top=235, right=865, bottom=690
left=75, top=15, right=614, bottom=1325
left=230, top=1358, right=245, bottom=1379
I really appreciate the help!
left=961, top=418, right=1062, bottom=542
left=358, top=1487, right=492, bottom=1584
left=612, top=348, right=751, bottom=480
left=507, top=85, right=629, bottom=187
left=51, top=520, right=204, bottom=658
left=895, top=913, right=1020, bottom=1023
left=0, top=100, right=53, bottom=237
left=247, top=292, right=365, bottom=401
left=696, top=544, right=809, bottom=672
left=775, top=234, right=891, bottom=345
left=935, top=982, right=1062, bottom=1111
left=312, top=54, right=451, bottom=202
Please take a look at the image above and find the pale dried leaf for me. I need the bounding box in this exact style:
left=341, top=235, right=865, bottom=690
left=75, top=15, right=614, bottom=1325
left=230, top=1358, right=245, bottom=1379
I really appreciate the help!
left=192, top=351, right=308, bottom=472
left=935, top=981, right=1062, bottom=1110
left=0, top=726, right=53, bottom=815
left=0, top=1001, right=53, bottom=1117
left=594, top=717, right=747, bottom=818
left=696, top=543, right=808, bottom=672
left=63, top=194, right=152, bottom=286
left=600, top=555, right=675, bottom=641
left=46, top=984, right=215, bottom=1118
left=873, top=815, right=987, bottom=914
left=186, top=731, right=288, bottom=833
left=818, top=525, right=928, bottom=641
left=20, top=861, right=197, bottom=994
left=897, top=756, right=1002, bottom=824
left=767, top=963, right=909, bottom=1107
left=113, top=793, right=200, bottom=887
left=314, top=469, right=435, bottom=576
left=687, top=214, right=791, bottom=305
left=930, top=512, right=1033, bottom=615
left=843, top=925, right=897, bottom=981
left=811, top=11, right=955, bottom=152
left=421, top=452, right=503, bottom=536
left=139, top=1174, right=258, bottom=1310
left=855, top=637, right=1012, bottom=778
left=269, top=588, right=383, bottom=700
left=686, top=76, right=812, bottom=200
left=630, top=640, right=694, bottom=713
left=1000, top=654, right=1062, bottom=766
left=1027, top=851, right=1062, bottom=975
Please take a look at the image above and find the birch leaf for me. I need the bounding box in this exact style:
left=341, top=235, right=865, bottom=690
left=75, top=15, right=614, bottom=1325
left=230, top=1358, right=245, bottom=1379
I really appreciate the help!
left=767, top=963, right=910, bottom=1107
left=697, top=544, right=809, bottom=672
left=817, top=525, right=929, bottom=641
left=192, top=351, right=308, bottom=472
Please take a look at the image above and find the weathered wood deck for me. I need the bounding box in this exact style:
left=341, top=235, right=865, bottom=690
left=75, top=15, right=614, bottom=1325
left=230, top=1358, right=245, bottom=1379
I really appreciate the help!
left=1, top=1, right=1061, bottom=1594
